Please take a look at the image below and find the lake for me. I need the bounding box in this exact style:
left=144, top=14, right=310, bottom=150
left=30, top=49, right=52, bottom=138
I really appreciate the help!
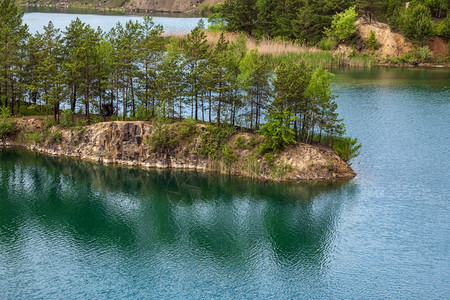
left=1, top=67, right=449, bottom=299
left=22, top=7, right=206, bottom=35
left=2, top=10, right=450, bottom=300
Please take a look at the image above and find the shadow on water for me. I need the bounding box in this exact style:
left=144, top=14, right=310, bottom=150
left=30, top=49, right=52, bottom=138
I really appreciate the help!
left=0, top=148, right=356, bottom=269
left=332, top=67, right=450, bottom=89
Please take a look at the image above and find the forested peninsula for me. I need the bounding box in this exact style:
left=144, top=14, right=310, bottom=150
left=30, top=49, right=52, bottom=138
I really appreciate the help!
left=1, top=0, right=360, bottom=181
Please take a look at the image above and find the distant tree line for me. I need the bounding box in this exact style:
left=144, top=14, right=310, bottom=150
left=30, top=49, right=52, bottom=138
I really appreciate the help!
left=215, top=0, right=449, bottom=43
left=0, top=0, right=347, bottom=147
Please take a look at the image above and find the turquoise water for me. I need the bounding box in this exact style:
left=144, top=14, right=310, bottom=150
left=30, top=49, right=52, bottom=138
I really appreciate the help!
left=1, top=68, right=449, bottom=299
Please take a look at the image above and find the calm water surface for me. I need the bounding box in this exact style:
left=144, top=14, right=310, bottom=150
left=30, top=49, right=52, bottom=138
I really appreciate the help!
left=0, top=66, right=449, bottom=298
left=22, top=8, right=205, bottom=34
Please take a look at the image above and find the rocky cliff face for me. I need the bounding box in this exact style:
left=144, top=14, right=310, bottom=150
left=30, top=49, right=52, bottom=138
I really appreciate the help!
left=126, top=0, right=221, bottom=13
left=1, top=118, right=355, bottom=182
left=22, top=0, right=222, bottom=13
left=356, top=18, right=413, bottom=57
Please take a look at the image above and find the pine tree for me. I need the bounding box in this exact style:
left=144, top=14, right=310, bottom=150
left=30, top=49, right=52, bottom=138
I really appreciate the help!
left=222, top=0, right=258, bottom=35
left=238, top=49, right=271, bottom=129
left=0, top=0, right=29, bottom=113
left=23, top=34, right=43, bottom=108
left=35, top=21, right=65, bottom=122
left=209, top=33, right=230, bottom=125
left=138, top=17, right=164, bottom=117
left=182, top=20, right=209, bottom=121
left=155, top=38, right=185, bottom=119
left=273, top=61, right=311, bottom=139
left=304, top=67, right=342, bottom=143
left=108, top=20, right=142, bottom=120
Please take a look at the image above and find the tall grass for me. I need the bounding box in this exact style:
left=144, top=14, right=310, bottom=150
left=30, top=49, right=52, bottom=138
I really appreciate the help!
left=203, top=31, right=379, bottom=68
left=205, top=31, right=317, bottom=55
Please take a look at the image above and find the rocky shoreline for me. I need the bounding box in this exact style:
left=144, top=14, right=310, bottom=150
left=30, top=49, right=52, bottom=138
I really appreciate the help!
left=0, top=118, right=355, bottom=182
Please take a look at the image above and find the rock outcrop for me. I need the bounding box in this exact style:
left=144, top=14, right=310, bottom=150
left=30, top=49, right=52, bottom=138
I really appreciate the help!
left=356, top=18, right=413, bottom=57
left=1, top=118, right=355, bottom=182
left=126, top=0, right=221, bottom=13
left=21, top=0, right=223, bottom=13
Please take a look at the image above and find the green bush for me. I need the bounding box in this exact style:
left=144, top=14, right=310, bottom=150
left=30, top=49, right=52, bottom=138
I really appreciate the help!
left=327, top=5, right=357, bottom=42
left=75, top=119, right=88, bottom=127
left=264, top=152, right=276, bottom=165
left=258, top=108, right=296, bottom=154
left=399, top=3, right=433, bottom=41
left=49, top=130, right=63, bottom=144
left=221, top=144, right=237, bottom=167
left=25, top=132, right=43, bottom=145
left=0, top=107, right=16, bottom=138
left=61, top=110, right=73, bottom=128
left=318, top=37, right=337, bottom=51
left=136, top=105, right=151, bottom=121
left=434, top=16, right=450, bottom=39
left=418, top=45, right=433, bottom=61
left=199, top=124, right=236, bottom=159
left=43, top=117, right=57, bottom=129
left=248, top=136, right=259, bottom=148
left=90, top=115, right=103, bottom=124
left=18, top=104, right=40, bottom=116
left=146, top=116, right=178, bottom=152
left=364, top=30, right=381, bottom=51
left=207, top=14, right=226, bottom=32
left=332, top=136, right=362, bottom=162
left=178, top=118, right=198, bottom=142
left=234, top=135, right=246, bottom=149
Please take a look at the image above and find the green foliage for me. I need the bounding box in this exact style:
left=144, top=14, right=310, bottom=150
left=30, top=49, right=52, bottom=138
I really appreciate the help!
left=25, top=132, right=43, bottom=145
left=222, top=0, right=258, bottom=35
left=304, top=67, right=345, bottom=142
left=238, top=49, right=271, bottom=129
left=0, top=0, right=28, bottom=111
left=61, top=110, right=73, bottom=128
left=248, top=136, right=259, bottom=149
left=234, top=135, right=246, bottom=149
left=332, top=136, right=362, bottom=162
left=270, top=161, right=292, bottom=181
left=135, top=105, right=151, bottom=121
left=207, top=14, right=226, bottom=32
left=364, top=30, right=381, bottom=51
left=74, top=119, right=88, bottom=127
left=49, top=130, right=62, bottom=144
left=424, top=0, right=448, bottom=18
left=418, top=45, right=433, bottom=61
left=0, top=107, right=16, bottom=138
left=146, top=116, right=178, bottom=152
left=243, top=153, right=260, bottom=178
left=264, top=152, right=276, bottom=165
left=258, top=108, right=296, bottom=154
left=318, top=37, right=338, bottom=51
left=43, top=117, right=57, bottom=129
left=398, top=2, right=433, bottom=41
left=327, top=6, right=357, bottom=42
left=90, top=115, right=103, bottom=124
left=178, top=118, right=198, bottom=142
left=221, top=144, right=238, bottom=167
left=434, top=15, right=450, bottom=39
left=199, top=124, right=236, bottom=159
left=200, top=3, right=223, bottom=16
